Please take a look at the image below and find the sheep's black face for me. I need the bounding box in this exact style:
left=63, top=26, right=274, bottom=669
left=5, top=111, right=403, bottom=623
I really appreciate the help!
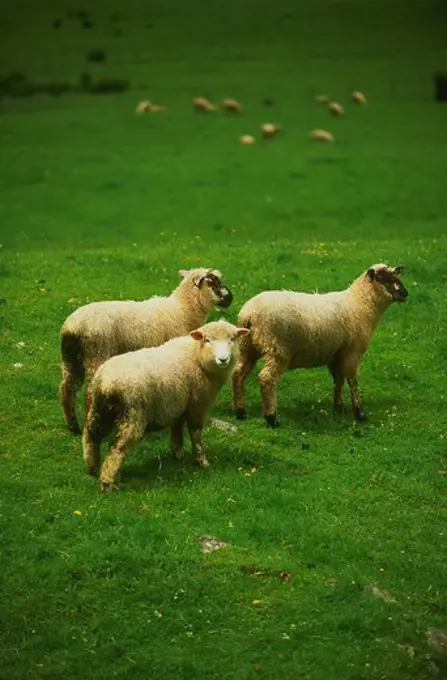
left=202, top=273, right=233, bottom=308
left=368, top=265, right=408, bottom=303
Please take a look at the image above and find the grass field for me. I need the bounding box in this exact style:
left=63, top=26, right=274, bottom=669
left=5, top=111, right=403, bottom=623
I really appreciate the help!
left=1, top=1, right=447, bottom=678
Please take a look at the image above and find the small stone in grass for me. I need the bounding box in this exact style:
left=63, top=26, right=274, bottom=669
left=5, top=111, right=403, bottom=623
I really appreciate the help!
left=211, top=418, right=237, bottom=433
left=427, top=627, right=447, bottom=654
left=13, top=363, right=24, bottom=369
left=197, top=535, right=228, bottom=553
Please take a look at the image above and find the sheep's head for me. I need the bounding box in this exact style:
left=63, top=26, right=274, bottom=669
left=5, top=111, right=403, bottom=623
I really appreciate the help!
left=179, top=268, right=233, bottom=308
left=190, top=320, right=249, bottom=372
left=366, top=264, right=408, bottom=303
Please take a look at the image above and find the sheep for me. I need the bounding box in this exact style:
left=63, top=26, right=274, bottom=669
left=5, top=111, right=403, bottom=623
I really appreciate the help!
left=222, top=98, right=243, bottom=113
left=83, top=320, right=250, bottom=491
left=239, top=135, right=256, bottom=145
left=261, top=123, right=281, bottom=139
left=310, top=129, right=334, bottom=142
left=136, top=100, right=152, bottom=114
left=232, top=264, right=408, bottom=427
left=60, top=268, right=233, bottom=435
left=328, top=102, right=344, bottom=117
left=352, top=91, right=367, bottom=104
left=193, top=97, right=216, bottom=112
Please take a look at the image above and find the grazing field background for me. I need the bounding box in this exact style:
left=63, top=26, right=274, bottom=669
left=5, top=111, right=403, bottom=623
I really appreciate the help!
left=1, top=1, right=446, bottom=678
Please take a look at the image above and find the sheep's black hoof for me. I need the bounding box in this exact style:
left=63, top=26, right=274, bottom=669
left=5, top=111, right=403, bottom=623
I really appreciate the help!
left=355, top=408, right=367, bottom=422
left=265, top=414, right=279, bottom=428
left=235, top=409, right=247, bottom=421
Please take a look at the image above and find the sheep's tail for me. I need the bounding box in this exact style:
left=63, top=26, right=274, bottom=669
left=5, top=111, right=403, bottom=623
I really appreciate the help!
left=237, top=306, right=257, bottom=356
left=60, top=330, right=85, bottom=434
left=60, top=330, right=85, bottom=381
left=237, top=304, right=252, bottom=331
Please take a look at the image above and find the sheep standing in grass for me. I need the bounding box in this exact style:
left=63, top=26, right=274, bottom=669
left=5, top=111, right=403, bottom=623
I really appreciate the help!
left=60, top=268, right=233, bottom=435
left=232, top=264, right=408, bottom=427
left=83, top=320, right=249, bottom=491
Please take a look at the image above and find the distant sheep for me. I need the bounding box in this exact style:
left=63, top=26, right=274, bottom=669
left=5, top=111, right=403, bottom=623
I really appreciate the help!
left=352, top=91, right=366, bottom=104
left=232, top=264, right=408, bottom=426
left=261, top=123, right=280, bottom=138
left=60, top=268, right=233, bottom=435
left=310, top=129, right=334, bottom=142
left=136, top=100, right=151, bottom=114
left=193, top=97, right=216, bottom=112
left=83, top=320, right=249, bottom=491
left=239, top=135, right=255, bottom=144
left=222, top=98, right=243, bottom=113
left=328, top=102, right=344, bottom=117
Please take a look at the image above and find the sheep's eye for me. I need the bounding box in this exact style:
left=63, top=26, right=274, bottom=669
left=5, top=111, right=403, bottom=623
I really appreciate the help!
left=204, top=338, right=211, bottom=344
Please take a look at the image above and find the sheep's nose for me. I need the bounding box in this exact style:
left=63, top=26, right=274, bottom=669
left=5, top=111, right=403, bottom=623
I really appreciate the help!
left=218, top=289, right=233, bottom=308
left=216, top=356, right=230, bottom=366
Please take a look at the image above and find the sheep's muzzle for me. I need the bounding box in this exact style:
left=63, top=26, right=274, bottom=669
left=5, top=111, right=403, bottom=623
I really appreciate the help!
left=217, top=287, right=233, bottom=308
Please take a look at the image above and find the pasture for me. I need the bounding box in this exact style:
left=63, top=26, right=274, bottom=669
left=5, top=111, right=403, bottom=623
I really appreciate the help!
left=0, top=1, right=446, bottom=678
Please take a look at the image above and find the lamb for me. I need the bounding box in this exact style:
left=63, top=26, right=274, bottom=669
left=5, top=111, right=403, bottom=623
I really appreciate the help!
left=83, top=320, right=249, bottom=491
left=60, top=268, right=233, bottom=435
left=232, top=264, right=408, bottom=427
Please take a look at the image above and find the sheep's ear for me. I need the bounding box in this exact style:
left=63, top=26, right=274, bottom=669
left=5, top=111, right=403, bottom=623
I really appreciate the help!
left=366, top=268, right=375, bottom=281
left=178, top=269, right=190, bottom=279
left=190, top=330, right=204, bottom=341
left=236, top=327, right=250, bottom=336
left=193, top=274, right=205, bottom=287
left=211, top=269, right=222, bottom=278
left=393, top=264, right=405, bottom=275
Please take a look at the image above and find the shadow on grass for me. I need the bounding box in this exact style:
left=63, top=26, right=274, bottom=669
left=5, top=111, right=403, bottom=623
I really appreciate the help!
left=119, top=438, right=309, bottom=491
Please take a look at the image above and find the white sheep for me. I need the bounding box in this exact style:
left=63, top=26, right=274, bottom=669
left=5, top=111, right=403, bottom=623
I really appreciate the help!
left=83, top=320, right=249, bottom=491
left=232, top=264, right=408, bottom=427
left=60, top=268, right=233, bottom=435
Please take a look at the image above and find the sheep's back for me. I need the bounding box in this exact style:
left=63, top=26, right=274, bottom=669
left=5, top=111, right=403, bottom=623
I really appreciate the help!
left=241, top=290, right=352, bottom=367
left=62, top=297, right=187, bottom=356
left=93, top=337, right=196, bottom=427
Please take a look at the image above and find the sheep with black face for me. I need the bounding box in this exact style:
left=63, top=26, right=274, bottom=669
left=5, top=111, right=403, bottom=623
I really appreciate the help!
left=232, top=264, right=408, bottom=426
left=60, top=268, right=233, bottom=435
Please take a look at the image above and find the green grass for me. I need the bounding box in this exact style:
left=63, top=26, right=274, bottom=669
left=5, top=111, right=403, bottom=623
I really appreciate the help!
left=1, top=1, right=447, bottom=678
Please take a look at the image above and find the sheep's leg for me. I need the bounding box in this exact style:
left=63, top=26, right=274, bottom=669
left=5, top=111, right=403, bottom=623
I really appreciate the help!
left=83, top=404, right=103, bottom=477
left=171, top=418, right=185, bottom=460
left=60, top=364, right=83, bottom=435
left=187, top=420, right=209, bottom=468
left=232, top=336, right=259, bottom=420
left=99, top=416, right=145, bottom=492
left=329, top=360, right=345, bottom=413
left=232, top=357, right=258, bottom=420
left=84, top=362, right=102, bottom=422
left=347, top=377, right=366, bottom=422
left=259, top=355, right=287, bottom=428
